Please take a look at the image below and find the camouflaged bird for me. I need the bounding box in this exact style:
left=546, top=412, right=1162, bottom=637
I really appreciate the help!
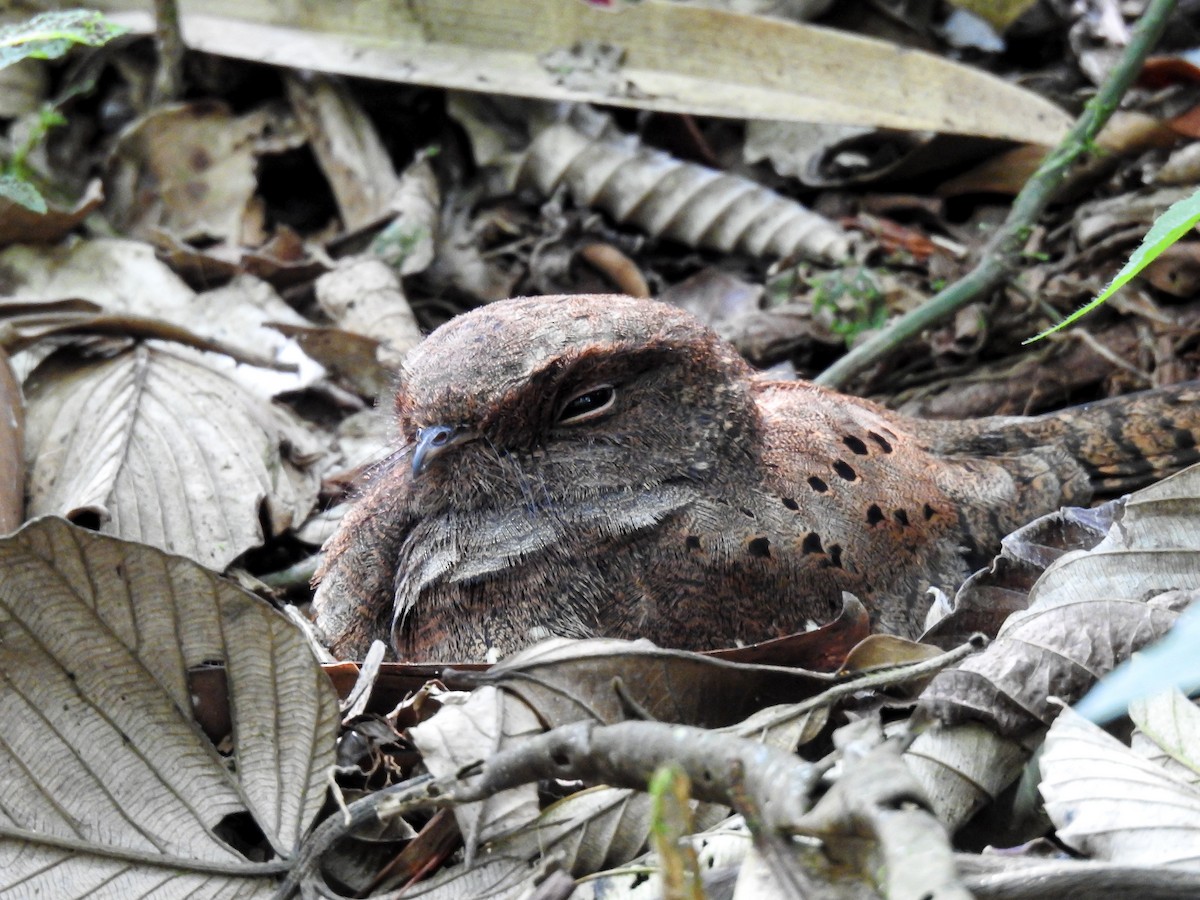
left=313, top=294, right=1200, bottom=661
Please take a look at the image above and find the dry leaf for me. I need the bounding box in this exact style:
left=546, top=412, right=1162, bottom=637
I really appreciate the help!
left=905, top=721, right=1027, bottom=830
left=313, top=255, right=422, bottom=370
left=1042, top=704, right=1200, bottom=868
left=270, top=321, right=394, bottom=398
left=744, top=120, right=873, bottom=181
left=0, top=305, right=296, bottom=371
left=1093, top=464, right=1200, bottom=553
left=1130, top=689, right=1200, bottom=785
left=24, top=344, right=320, bottom=569
left=922, top=503, right=1116, bottom=647
left=709, top=592, right=871, bottom=671
left=921, top=595, right=1183, bottom=737
left=374, top=154, right=440, bottom=276
left=408, top=685, right=542, bottom=846
left=107, top=102, right=299, bottom=243
left=0, top=517, right=340, bottom=896
left=92, top=0, right=1071, bottom=143
left=0, top=57, right=47, bottom=117
left=0, top=178, right=104, bottom=248
left=458, top=637, right=834, bottom=730
left=284, top=73, right=401, bottom=230
left=911, top=464, right=1200, bottom=828
left=153, top=225, right=331, bottom=289
left=0, top=238, right=195, bottom=319
left=0, top=344, right=23, bottom=532
left=513, top=123, right=852, bottom=264
left=797, top=742, right=969, bottom=898
left=0, top=239, right=322, bottom=397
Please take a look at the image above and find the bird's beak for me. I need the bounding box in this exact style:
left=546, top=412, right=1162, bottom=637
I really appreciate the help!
left=411, top=424, right=478, bottom=477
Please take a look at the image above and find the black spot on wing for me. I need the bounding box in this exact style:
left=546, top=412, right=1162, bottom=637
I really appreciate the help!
left=842, top=435, right=868, bottom=455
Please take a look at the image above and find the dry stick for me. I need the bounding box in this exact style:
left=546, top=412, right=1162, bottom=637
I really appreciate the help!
left=151, top=0, right=186, bottom=104
left=815, top=0, right=1179, bottom=390
left=274, top=723, right=819, bottom=899
left=959, top=857, right=1200, bottom=899
left=275, top=640, right=980, bottom=898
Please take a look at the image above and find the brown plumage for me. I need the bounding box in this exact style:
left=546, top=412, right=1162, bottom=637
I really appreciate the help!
left=313, top=294, right=1200, bottom=661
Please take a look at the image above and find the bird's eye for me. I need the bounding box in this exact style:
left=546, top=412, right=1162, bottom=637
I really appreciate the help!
left=557, top=384, right=616, bottom=424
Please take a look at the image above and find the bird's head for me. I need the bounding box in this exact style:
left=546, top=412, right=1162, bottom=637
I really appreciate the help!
left=393, top=294, right=761, bottom=508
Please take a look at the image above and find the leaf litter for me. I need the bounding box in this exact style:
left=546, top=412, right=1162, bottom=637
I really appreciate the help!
left=0, top=1, right=1199, bottom=897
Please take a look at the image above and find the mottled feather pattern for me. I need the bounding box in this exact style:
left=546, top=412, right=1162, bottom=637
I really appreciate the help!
left=314, top=295, right=1200, bottom=661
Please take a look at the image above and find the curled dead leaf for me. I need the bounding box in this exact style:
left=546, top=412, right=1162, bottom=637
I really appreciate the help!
left=513, top=123, right=853, bottom=264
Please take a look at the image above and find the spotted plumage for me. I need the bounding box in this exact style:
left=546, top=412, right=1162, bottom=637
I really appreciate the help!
left=314, top=295, right=1200, bottom=661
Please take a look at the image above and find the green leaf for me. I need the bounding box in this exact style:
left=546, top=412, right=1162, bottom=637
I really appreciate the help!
left=0, top=174, right=47, bottom=213
left=1027, top=188, right=1200, bottom=342
left=0, top=9, right=127, bottom=70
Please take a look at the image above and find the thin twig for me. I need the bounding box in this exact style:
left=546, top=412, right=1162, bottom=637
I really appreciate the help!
left=960, top=856, right=1200, bottom=898
left=151, top=0, right=186, bottom=104
left=815, top=0, right=1179, bottom=389
left=728, top=635, right=984, bottom=736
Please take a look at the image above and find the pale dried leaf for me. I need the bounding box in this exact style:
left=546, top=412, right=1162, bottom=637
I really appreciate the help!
left=0, top=239, right=321, bottom=396
left=0, top=517, right=340, bottom=897
left=1041, top=705, right=1200, bottom=869
left=1095, top=463, right=1200, bottom=553
left=1074, top=186, right=1195, bottom=251
left=94, top=0, right=1071, bottom=143
left=730, top=846, right=811, bottom=900
left=513, top=123, right=851, bottom=264
left=284, top=73, right=400, bottom=229
left=743, top=120, right=872, bottom=181
left=362, top=849, right=534, bottom=899
left=1158, top=142, right=1200, bottom=185
left=313, top=256, right=421, bottom=370
left=270, top=322, right=393, bottom=399
left=486, top=782, right=735, bottom=886
left=152, top=225, right=331, bottom=291
left=921, top=460, right=1200, bottom=736
left=107, top=102, right=294, bottom=243
left=0, top=239, right=193, bottom=321
left=533, top=787, right=657, bottom=872
left=415, top=744, right=752, bottom=897
left=904, top=722, right=1027, bottom=831
left=426, top=199, right=524, bottom=302
left=724, top=701, right=829, bottom=754
left=189, top=274, right=325, bottom=397
left=1130, top=689, right=1200, bottom=784
left=923, top=503, right=1115, bottom=649
left=408, top=686, right=542, bottom=845
left=374, top=154, right=440, bottom=276
left=797, top=742, right=970, bottom=899
left=1027, top=549, right=1200, bottom=609
left=24, top=344, right=320, bottom=569
left=0, top=345, right=23, bottom=532
left=574, top=819, right=752, bottom=899
left=839, top=633, right=943, bottom=672
left=920, top=596, right=1181, bottom=735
